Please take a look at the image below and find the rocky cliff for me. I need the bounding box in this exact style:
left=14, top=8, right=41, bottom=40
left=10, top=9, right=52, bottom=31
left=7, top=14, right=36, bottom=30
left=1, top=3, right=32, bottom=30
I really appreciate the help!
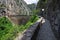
left=0, top=0, right=32, bottom=24
left=37, top=0, right=60, bottom=38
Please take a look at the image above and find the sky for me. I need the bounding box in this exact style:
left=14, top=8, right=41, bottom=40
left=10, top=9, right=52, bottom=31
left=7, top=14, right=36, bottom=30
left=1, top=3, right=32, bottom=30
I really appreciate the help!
left=24, top=0, right=39, bottom=4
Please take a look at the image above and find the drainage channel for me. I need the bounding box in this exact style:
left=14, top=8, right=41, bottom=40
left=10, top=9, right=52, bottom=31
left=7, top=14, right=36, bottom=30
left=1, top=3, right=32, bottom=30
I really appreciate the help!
left=31, top=22, right=42, bottom=40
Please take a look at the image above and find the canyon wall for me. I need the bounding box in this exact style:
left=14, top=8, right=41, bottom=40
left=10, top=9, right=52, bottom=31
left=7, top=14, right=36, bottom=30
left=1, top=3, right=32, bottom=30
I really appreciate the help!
left=0, top=0, right=32, bottom=24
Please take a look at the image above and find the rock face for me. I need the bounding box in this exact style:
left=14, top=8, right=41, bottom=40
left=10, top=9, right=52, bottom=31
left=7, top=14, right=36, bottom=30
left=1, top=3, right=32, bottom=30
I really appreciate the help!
left=6, top=0, right=32, bottom=15
left=38, top=0, right=60, bottom=38
left=27, top=3, right=36, bottom=11
left=46, top=0, right=60, bottom=36
left=37, top=0, right=60, bottom=38
left=0, top=0, right=32, bottom=24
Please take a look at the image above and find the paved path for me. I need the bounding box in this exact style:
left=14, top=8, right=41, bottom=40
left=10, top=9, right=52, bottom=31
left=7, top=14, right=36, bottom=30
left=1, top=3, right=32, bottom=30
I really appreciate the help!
left=36, top=19, right=57, bottom=40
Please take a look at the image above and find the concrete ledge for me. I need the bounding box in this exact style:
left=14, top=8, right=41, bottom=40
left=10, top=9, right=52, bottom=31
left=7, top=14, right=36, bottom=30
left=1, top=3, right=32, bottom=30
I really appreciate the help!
left=21, top=17, right=43, bottom=40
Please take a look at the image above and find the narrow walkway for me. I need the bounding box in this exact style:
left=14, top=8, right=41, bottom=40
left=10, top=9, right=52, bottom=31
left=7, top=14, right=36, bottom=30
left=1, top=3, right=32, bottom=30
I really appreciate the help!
left=36, top=19, right=57, bottom=40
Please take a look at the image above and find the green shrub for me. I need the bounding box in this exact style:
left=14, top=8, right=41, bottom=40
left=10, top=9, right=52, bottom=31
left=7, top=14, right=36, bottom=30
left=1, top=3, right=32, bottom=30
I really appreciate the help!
left=0, top=16, right=39, bottom=40
left=30, top=15, right=39, bottom=23
left=0, top=4, right=6, bottom=8
left=0, top=17, right=18, bottom=40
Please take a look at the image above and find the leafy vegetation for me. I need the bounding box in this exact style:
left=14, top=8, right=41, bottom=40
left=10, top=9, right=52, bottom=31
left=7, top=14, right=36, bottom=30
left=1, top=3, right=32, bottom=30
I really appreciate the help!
left=0, top=4, right=6, bottom=8
left=32, top=9, right=40, bottom=15
left=0, top=17, right=20, bottom=40
left=0, top=15, right=39, bottom=40
left=37, top=0, right=48, bottom=9
left=0, top=2, right=39, bottom=40
left=0, top=0, right=40, bottom=40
